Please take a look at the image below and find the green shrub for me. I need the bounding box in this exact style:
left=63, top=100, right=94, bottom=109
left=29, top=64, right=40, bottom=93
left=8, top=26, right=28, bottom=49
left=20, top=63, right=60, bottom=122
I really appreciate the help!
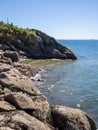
left=0, top=21, right=38, bottom=44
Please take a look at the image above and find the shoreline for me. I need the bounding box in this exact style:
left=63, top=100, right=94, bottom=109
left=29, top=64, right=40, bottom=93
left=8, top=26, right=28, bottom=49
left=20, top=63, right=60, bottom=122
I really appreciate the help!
left=0, top=52, right=97, bottom=129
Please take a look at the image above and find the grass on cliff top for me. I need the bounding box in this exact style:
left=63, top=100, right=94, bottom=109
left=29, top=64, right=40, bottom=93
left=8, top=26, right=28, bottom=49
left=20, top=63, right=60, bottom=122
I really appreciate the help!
left=0, top=21, right=37, bottom=43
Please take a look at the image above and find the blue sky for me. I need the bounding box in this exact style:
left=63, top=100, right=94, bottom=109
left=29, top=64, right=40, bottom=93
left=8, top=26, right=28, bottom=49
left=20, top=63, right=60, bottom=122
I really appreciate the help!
left=0, top=0, right=98, bottom=39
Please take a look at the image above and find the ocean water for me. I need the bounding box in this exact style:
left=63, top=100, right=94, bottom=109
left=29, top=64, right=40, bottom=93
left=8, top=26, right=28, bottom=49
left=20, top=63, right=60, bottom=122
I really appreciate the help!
left=23, top=40, right=98, bottom=127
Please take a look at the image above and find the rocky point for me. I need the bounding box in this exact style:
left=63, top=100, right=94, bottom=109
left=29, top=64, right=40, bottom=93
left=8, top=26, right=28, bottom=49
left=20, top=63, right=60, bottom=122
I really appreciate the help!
left=0, top=22, right=97, bottom=130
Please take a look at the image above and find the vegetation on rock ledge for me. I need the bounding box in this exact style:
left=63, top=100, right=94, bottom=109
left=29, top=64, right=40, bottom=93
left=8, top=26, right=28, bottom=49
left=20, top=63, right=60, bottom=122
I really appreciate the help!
left=0, top=21, right=37, bottom=44
left=0, top=21, right=77, bottom=59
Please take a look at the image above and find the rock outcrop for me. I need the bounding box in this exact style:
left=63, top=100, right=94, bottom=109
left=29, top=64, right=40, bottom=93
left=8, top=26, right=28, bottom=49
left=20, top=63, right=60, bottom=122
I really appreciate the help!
left=51, top=105, right=96, bottom=130
left=0, top=111, right=52, bottom=130
left=17, top=30, right=77, bottom=59
left=0, top=60, right=53, bottom=129
left=0, top=22, right=77, bottom=60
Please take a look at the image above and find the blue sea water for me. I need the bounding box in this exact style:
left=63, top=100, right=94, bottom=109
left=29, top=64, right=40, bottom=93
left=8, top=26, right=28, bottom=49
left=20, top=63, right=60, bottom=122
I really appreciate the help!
left=39, top=40, right=98, bottom=127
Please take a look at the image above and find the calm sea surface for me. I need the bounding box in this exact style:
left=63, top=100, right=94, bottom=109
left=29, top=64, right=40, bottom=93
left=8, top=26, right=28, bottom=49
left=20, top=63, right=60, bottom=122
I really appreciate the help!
left=23, top=40, right=98, bottom=127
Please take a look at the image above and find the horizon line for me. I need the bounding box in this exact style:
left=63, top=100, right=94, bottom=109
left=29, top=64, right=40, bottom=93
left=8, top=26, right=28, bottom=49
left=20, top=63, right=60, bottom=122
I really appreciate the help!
left=56, top=39, right=98, bottom=40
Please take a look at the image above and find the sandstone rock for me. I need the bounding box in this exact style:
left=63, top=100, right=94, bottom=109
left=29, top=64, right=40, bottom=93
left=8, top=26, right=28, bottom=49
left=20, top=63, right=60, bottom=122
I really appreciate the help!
left=0, top=64, right=40, bottom=95
left=0, top=101, right=16, bottom=111
left=1, top=87, right=11, bottom=94
left=0, top=63, right=12, bottom=73
left=3, top=51, right=19, bottom=62
left=0, top=127, right=14, bottom=130
left=0, top=110, right=53, bottom=130
left=5, top=92, right=35, bottom=110
left=32, top=95, right=52, bottom=124
left=51, top=105, right=96, bottom=130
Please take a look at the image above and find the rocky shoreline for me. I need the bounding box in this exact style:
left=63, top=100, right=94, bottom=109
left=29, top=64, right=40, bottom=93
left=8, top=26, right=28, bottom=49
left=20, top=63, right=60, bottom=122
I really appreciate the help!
left=0, top=50, right=96, bottom=130
left=0, top=22, right=97, bottom=129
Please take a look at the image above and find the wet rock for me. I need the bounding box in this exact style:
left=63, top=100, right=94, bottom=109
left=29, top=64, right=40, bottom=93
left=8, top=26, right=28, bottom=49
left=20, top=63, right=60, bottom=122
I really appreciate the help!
left=51, top=105, right=96, bottom=130
left=16, top=64, right=41, bottom=78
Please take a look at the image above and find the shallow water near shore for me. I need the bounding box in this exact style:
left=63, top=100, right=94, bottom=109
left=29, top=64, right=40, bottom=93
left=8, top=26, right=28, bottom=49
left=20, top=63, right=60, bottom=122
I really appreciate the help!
left=22, top=40, right=98, bottom=127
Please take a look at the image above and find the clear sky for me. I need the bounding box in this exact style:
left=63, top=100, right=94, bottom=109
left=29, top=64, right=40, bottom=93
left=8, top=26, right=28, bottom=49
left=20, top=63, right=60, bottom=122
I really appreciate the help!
left=0, top=0, right=98, bottom=39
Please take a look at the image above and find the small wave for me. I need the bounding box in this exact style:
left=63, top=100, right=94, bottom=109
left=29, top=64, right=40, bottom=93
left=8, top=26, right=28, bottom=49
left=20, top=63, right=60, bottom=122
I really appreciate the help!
left=31, top=69, right=46, bottom=84
left=59, top=90, right=65, bottom=93
left=48, top=84, right=55, bottom=91
left=76, top=104, right=81, bottom=108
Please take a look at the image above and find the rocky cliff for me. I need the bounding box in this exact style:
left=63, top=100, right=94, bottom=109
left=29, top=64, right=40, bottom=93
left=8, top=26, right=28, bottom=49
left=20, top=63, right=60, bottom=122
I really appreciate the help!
left=0, top=22, right=77, bottom=59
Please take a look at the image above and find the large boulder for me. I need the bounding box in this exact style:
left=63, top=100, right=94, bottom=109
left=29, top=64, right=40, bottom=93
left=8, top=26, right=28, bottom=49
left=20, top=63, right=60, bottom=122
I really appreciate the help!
left=0, top=52, right=13, bottom=65
left=51, top=105, right=96, bottom=130
left=0, top=63, right=40, bottom=95
left=0, top=110, right=53, bottom=130
left=4, top=92, right=52, bottom=124
left=3, top=51, right=19, bottom=62
left=32, top=95, right=52, bottom=124
left=4, top=92, right=35, bottom=110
